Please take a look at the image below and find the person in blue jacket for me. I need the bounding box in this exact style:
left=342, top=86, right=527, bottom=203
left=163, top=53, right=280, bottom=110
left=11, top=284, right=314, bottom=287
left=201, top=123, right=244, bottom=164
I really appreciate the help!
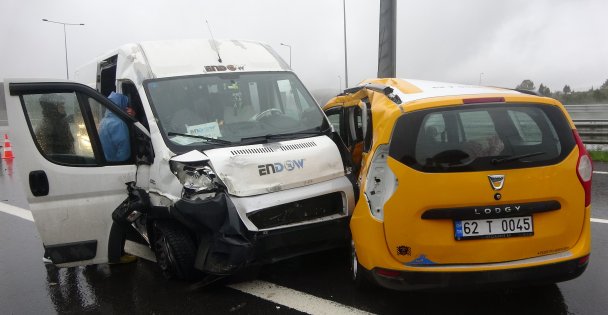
left=99, top=92, right=133, bottom=162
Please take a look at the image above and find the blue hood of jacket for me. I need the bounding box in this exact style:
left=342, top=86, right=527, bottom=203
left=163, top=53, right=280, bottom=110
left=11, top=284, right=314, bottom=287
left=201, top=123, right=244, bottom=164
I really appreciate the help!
left=108, top=92, right=129, bottom=111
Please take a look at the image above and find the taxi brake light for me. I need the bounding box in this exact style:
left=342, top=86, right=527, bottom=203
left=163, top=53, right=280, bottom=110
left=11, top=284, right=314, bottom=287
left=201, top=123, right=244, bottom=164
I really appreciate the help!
left=573, top=130, right=592, bottom=207
left=463, top=97, right=505, bottom=104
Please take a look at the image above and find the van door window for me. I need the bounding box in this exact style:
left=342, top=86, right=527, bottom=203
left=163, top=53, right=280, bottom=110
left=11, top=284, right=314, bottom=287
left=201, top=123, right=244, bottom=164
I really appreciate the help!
left=22, top=92, right=96, bottom=165
left=87, top=97, right=133, bottom=163
left=121, top=81, right=149, bottom=130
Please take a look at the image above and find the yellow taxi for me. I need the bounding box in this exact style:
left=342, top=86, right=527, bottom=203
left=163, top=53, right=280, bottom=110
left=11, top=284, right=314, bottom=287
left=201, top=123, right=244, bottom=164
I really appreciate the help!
left=323, top=78, right=592, bottom=290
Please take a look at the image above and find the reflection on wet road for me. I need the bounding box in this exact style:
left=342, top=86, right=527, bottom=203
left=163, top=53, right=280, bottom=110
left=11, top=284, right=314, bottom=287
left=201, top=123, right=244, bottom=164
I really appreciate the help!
left=1, top=157, right=608, bottom=314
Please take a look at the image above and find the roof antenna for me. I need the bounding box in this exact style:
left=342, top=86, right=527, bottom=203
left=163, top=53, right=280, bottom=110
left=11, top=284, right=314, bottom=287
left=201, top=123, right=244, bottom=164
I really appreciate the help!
left=205, top=19, right=222, bottom=63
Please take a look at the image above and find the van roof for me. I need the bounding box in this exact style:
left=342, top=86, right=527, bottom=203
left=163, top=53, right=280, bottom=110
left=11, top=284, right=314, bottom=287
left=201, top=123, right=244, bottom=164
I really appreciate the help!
left=140, top=39, right=290, bottom=77
left=76, top=39, right=290, bottom=83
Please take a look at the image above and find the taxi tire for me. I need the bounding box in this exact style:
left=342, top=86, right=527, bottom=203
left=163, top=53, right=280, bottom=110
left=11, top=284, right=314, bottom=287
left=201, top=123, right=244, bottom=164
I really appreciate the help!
left=153, top=221, right=196, bottom=280
left=351, top=241, right=373, bottom=290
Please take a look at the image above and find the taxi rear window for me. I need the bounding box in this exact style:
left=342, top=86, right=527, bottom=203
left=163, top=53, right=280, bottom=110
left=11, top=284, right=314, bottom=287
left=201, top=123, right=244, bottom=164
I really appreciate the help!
left=389, top=103, right=575, bottom=172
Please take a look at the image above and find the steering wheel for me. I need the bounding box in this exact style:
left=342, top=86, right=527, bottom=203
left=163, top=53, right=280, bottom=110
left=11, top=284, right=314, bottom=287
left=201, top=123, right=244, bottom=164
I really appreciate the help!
left=252, top=108, right=283, bottom=121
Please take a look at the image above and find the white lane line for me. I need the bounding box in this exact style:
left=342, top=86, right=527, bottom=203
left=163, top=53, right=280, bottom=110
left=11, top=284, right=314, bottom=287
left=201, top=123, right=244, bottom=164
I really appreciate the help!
left=591, top=218, right=608, bottom=224
left=0, top=202, right=33, bottom=221
left=228, top=280, right=373, bottom=315
left=593, top=171, right=608, bottom=175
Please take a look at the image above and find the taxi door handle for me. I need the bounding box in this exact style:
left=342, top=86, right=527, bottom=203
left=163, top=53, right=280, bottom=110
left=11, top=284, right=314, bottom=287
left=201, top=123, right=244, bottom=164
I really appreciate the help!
left=29, top=170, right=49, bottom=197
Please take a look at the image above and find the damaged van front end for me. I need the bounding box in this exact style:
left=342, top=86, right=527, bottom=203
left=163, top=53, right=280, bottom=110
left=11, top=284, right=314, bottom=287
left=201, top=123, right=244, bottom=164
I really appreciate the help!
left=164, top=136, right=355, bottom=276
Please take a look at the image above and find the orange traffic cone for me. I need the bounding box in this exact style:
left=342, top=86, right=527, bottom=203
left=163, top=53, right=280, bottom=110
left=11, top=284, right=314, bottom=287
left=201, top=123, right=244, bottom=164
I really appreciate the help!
left=2, top=134, right=14, bottom=159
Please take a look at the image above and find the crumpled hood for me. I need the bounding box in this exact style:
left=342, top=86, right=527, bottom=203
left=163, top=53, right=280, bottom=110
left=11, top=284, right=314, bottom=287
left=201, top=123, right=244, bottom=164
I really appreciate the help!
left=204, top=135, right=345, bottom=197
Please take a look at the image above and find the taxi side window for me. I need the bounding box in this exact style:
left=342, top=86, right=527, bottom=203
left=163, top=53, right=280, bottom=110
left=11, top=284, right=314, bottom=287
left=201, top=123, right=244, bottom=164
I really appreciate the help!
left=325, top=107, right=344, bottom=140
left=362, top=101, right=373, bottom=153
left=22, top=93, right=96, bottom=165
left=349, top=106, right=363, bottom=145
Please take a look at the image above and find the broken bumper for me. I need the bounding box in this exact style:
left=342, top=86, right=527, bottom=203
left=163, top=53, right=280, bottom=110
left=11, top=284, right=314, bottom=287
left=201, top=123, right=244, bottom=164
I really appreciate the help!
left=171, top=176, right=355, bottom=275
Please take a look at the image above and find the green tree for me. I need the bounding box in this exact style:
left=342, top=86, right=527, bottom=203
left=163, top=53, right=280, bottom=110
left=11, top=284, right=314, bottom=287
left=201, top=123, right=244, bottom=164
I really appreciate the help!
left=601, top=79, right=608, bottom=90
left=540, top=84, right=551, bottom=96
left=563, top=85, right=571, bottom=94
left=516, top=79, right=535, bottom=90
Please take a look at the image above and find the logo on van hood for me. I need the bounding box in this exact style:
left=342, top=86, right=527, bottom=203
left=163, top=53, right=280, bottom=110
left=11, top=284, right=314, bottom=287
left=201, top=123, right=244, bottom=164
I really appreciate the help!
left=488, top=175, right=505, bottom=190
left=258, top=159, right=305, bottom=176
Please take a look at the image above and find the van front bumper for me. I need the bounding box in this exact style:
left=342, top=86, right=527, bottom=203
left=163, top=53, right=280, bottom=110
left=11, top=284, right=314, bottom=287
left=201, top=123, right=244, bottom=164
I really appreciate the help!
left=171, top=176, right=354, bottom=275
left=366, top=255, right=589, bottom=291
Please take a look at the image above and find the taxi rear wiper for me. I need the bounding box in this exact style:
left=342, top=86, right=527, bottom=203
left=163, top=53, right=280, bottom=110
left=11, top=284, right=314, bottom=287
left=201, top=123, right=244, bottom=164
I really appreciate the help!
left=168, top=132, right=233, bottom=145
left=492, top=152, right=546, bottom=165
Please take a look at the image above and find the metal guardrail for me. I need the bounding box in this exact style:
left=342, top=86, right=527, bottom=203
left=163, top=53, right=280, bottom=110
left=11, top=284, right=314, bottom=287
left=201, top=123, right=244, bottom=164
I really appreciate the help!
left=565, top=105, right=608, bottom=145
left=572, top=119, right=608, bottom=145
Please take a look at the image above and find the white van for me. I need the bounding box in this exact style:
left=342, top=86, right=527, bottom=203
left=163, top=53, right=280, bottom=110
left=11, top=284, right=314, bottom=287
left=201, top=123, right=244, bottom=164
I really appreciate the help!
left=2, top=39, right=355, bottom=279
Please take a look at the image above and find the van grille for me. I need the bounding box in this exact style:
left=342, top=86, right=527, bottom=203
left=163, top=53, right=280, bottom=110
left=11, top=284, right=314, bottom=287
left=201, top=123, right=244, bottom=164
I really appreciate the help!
left=247, top=192, right=343, bottom=229
left=230, top=141, right=317, bottom=156
left=279, top=142, right=317, bottom=151
left=231, top=147, right=275, bottom=155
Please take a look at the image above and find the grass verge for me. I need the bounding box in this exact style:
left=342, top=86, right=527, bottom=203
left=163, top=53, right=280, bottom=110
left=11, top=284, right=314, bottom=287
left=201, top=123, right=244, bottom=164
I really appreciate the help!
left=589, top=151, right=608, bottom=162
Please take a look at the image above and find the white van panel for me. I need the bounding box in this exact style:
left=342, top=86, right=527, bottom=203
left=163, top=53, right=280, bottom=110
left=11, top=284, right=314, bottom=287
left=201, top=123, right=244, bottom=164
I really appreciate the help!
left=205, top=135, right=345, bottom=197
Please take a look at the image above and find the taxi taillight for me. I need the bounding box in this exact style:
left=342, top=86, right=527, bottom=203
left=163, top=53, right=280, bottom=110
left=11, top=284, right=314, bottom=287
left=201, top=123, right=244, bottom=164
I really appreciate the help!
left=573, top=130, right=592, bottom=207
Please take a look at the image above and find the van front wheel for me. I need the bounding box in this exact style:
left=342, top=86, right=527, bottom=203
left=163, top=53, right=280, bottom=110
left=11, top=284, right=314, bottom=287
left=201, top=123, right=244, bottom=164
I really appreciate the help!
left=153, top=221, right=196, bottom=280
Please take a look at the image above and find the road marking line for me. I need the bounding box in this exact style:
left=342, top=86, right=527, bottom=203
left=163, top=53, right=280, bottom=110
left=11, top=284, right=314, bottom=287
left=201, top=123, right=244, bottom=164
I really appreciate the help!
left=591, top=218, right=608, bottom=224
left=0, top=202, right=33, bottom=221
left=593, top=171, right=608, bottom=175
left=228, top=280, right=373, bottom=315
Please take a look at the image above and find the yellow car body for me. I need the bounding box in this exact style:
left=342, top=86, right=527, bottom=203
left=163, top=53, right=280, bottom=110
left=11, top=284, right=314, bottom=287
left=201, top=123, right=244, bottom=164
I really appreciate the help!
left=323, top=78, right=592, bottom=290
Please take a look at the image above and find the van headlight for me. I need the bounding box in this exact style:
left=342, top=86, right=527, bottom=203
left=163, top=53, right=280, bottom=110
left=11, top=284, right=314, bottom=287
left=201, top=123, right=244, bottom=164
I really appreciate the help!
left=364, top=144, right=398, bottom=221
left=170, top=161, right=217, bottom=193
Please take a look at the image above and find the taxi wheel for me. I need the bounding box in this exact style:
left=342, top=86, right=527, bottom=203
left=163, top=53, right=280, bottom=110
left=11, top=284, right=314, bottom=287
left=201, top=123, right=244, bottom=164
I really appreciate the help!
left=153, top=221, right=196, bottom=280
left=351, top=241, right=372, bottom=290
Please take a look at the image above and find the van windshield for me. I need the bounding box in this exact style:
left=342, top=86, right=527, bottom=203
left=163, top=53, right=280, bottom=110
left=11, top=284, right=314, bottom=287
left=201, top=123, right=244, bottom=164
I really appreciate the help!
left=144, top=72, right=327, bottom=150
left=389, top=103, right=576, bottom=172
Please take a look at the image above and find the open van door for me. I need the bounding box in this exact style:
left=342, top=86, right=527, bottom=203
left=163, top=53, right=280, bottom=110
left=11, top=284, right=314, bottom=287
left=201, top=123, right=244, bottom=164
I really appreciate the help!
left=3, top=80, right=137, bottom=267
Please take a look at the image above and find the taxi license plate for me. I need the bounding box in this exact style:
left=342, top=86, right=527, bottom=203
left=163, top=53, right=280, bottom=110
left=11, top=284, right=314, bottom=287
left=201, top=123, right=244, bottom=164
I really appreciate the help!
left=454, top=216, right=533, bottom=240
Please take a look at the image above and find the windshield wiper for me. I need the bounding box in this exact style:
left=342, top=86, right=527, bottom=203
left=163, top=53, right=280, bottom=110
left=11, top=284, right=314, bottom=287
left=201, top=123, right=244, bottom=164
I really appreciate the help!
left=239, top=128, right=330, bottom=142
left=168, top=132, right=233, bottom=145
left=491, top=152, right=546, bottom=165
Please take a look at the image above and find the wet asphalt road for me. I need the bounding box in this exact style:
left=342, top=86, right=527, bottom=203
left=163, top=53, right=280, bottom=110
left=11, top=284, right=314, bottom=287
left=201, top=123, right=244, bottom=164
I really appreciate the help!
left=1, top=158, right=607, bottom=315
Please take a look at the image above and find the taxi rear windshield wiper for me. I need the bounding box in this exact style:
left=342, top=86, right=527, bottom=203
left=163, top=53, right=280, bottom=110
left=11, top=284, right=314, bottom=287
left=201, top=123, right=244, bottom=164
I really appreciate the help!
left=167, top=132, right=233, bottom=145
left=491, top=152, right=546, bottom=165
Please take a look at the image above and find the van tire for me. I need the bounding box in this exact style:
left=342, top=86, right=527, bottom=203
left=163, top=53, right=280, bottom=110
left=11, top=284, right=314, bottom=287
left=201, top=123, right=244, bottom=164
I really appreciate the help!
left=152, top=221, right=196, bottom=280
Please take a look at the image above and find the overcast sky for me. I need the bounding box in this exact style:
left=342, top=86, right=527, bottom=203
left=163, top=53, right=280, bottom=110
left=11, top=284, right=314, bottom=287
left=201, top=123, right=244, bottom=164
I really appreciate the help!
left=1, top=0, right=607, bottom=94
